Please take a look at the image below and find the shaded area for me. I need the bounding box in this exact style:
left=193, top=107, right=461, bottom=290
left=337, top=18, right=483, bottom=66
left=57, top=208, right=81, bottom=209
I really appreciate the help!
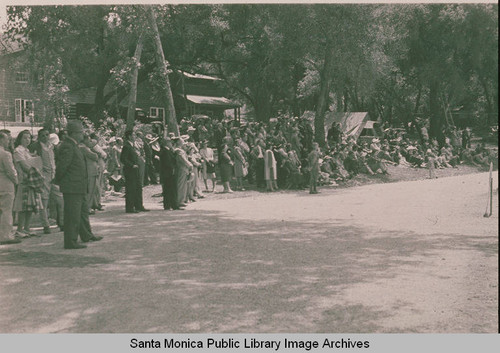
left=0, top=198, right=496, bottom=333
left=0, top=250, right=112, bottom=268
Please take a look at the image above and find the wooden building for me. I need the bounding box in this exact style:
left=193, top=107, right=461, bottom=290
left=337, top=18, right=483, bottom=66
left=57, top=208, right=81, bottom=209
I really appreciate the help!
left=1, top=34, right=240, bottom=125
left=69, top=69, right=241, bottom=123
left=170, top=70, right=241, bottom=120
left=0, top=36, right=40, bottom=125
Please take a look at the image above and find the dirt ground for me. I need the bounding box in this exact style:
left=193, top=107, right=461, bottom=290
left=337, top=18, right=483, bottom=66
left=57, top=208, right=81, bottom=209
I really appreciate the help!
left=0, top=165, right=497, bottom=333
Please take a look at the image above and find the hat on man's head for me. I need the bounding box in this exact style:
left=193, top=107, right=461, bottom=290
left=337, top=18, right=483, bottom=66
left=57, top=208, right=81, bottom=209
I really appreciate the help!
left=49, top=133, right=59, bottom=145
left=66, top=119, right=84, bottom=133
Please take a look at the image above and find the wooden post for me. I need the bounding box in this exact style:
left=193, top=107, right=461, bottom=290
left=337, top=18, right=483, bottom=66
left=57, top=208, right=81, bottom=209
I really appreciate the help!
left=126, top=33, right=143, bottom=131
left=484, top=162, right=493, bottom=217
left=489, top=162, right=493, bottom=217
left=146, top=5, right=179, bottom=136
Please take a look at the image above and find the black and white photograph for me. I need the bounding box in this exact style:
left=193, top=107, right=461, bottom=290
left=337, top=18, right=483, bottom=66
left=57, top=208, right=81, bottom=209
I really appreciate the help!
left=0, top=0, right=498, bottom=341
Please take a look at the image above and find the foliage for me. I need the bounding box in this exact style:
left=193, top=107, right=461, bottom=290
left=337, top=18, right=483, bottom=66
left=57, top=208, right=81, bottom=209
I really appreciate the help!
left=4, top=3, right=498, bottom=137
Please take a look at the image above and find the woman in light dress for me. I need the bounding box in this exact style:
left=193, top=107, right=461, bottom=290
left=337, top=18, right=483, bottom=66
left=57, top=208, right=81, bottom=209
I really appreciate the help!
left=13, top=130, right=41, bottom=237
left=232, top=140, right=248, bottom=191
left=199, top=140, right=217, bottom=192
left=263, top=142, right=278, bottom=192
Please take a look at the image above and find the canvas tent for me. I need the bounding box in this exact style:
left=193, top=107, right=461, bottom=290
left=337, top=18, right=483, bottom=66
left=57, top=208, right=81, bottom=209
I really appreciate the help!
left=324, top=112, right=380, bottom=141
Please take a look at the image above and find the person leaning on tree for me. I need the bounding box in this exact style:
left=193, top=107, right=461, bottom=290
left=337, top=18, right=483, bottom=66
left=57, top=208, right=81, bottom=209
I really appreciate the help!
left=54, top=119, right=103, bottom=249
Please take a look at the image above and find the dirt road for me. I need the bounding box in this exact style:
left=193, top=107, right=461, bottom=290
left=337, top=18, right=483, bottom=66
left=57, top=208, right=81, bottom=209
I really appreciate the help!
left=0, top=171, right=497, bottom=333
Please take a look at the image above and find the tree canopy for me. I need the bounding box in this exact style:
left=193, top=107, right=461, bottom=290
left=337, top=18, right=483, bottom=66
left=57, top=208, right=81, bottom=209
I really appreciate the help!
left=5, top=4, right=498, bottom=141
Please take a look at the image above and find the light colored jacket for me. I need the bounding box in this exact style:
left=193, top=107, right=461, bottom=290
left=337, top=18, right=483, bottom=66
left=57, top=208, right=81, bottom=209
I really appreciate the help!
left=0, top=146, right=18, bottom=193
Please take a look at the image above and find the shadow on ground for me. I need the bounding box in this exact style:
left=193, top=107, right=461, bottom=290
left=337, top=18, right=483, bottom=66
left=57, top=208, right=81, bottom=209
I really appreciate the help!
left=0, top=201, right=496, bottom=333
left=0, top=250, right=112, bottom=268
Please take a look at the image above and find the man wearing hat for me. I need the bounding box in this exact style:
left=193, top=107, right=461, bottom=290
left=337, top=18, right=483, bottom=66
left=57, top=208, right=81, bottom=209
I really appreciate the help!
left=173, top=137, right=193, bottom=206
left=120, top=130, right=148, bottom=213
left=159, top=137, right=180, bottom=210
left=186, top=125, right=196, bottom=142
left=54, top=119, right=102, bottom=249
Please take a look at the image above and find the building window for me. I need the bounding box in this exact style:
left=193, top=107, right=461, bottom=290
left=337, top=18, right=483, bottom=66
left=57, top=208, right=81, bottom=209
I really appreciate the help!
left=150, top=107, right=165, bottom=120
left=15, top=71, right=29, bottom=83
left=15, top=99, right=34, bottom=123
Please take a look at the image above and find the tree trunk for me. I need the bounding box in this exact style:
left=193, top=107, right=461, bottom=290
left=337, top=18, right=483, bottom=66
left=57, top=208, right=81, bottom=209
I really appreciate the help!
left=253, top=88, right=271, bottom=123
left=147, top=5, right=179, bottom=136
left=429, top=80, right=442, bottom=138
left=314, top=44, right=334, bottom=148
left=413, top=84, right=422, bottom=117
left=479, top=76, right=493, bottom=125
left=88, top=69, right=111, bottom=123
left=343, top=88, right=349, bottom=112
left=126, top=34, right=144, bottom=131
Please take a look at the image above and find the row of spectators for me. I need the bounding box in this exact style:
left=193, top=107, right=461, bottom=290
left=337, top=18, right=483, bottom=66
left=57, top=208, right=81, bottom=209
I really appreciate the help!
left=0, top=114, right=495, bottom=245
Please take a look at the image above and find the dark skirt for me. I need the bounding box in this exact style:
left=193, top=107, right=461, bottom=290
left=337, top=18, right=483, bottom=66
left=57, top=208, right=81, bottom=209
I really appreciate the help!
left=206, top=161, right=216, bottom=174
left=220, top=163, right=233, bottom=183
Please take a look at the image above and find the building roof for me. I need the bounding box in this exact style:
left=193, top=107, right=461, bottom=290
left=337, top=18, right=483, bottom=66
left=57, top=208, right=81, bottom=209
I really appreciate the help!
left=0, top=34, right=25, bottom=55
left=178, top=70, right=222, bottom=81
left=364, top=121, right=377, bottom=129
left=183, top=94, right=240, bottom=108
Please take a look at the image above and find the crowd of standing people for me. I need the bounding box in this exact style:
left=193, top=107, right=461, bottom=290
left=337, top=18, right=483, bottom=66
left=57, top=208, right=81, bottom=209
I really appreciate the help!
left=0, top=113, right=496, bottom=248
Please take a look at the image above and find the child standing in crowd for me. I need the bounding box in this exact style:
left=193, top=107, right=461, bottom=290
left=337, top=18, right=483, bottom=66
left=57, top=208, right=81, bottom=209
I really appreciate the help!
left=307, top=142, right=321, bottom=194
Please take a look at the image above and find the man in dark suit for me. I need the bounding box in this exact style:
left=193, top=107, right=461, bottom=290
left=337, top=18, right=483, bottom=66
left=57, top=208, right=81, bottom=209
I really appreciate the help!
left=120, top=130, right=149, bottom=213
left=159, top=137, right=181, bottom=210
left=54, top=120, right=102, bottom=249
left=173, top=137, right=192, bottom=207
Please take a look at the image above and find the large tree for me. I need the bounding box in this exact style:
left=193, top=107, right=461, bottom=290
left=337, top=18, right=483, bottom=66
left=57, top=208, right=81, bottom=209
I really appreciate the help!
left=6, top=5, right=141, bottom=122
left=6, top=3, right=497, bottom=134
left=391, top=4, right=498, bottom=135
